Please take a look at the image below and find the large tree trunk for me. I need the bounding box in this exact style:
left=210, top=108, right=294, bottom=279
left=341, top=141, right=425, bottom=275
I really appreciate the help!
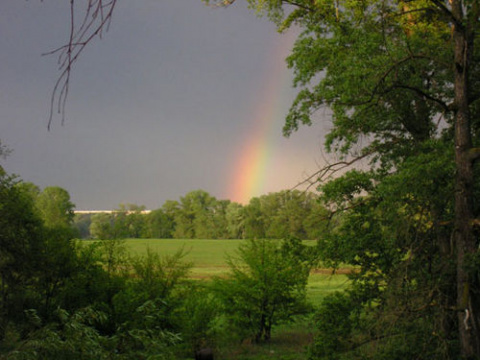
left=452, top=0, right=480, bottom=356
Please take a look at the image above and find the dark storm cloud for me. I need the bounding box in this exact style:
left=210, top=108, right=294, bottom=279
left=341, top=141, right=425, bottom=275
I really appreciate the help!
left=0, top=0, right=324, bottom=210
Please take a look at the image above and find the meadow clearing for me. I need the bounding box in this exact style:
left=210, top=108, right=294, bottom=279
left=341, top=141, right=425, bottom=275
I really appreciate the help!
left=83, top=238, right=350, bottom=359
left=118, top=238, right=349, bottom=306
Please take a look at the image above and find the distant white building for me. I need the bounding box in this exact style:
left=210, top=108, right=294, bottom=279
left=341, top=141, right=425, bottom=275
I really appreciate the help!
left=74, top=210, right=151, bottom=215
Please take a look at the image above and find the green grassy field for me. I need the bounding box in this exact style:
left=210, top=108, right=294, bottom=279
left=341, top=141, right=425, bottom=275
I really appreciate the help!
left=117, top=238, right=349, bottom=305
left=124, top=238, right=242, bottom=275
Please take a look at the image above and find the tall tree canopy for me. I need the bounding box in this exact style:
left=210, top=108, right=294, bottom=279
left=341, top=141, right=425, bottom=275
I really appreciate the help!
left=204, top=0, right=480, bottom=357
left=36, top=186, right=75, bottom=230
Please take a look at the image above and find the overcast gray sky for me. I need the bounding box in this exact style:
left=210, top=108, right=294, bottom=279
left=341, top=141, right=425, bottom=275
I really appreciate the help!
left=0, top=0, right=328, bottom=210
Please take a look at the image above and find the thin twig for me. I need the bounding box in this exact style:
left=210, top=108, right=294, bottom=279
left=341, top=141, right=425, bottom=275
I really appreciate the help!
left=46, top=0, right=117, bottom=130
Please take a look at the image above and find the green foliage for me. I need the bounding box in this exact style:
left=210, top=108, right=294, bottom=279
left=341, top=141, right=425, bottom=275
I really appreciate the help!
left=5, top=306, right=179, bottom=360
left=0, top=176, right=45, bottom=283
left=89, top=213, right=113, bottom=239
left=35, top=229, right=80, bottom=316
left=112, top=247, right=192, bottom=332
left=243, top=190, right=327, bottom=240
left=60, top=242, right=123, bottom=312
left=143, top=209, right=175, bottom=238
left=114, top=204, right=147, bottom=239
left=176, top=283, right=220, bottom=352
left=311, top=141, right=458, bottom=358
left=208, top=0, right=480, bottom=357
left=173, top=190, right=220, bottom=239
left=88, top=204, right=149, bottom=240
left=0, top=166, right=322, bottom=358
left=243, top=197, right=265, bottom=239
left=98, top=238, right=128, bottom=275
left=130, top=247, right=191, bottom=301
left=309, top=292, right=359, bottom=360
left=112, top=300, right=181, bottom=360
left=85, top=189, right=328, bottom=241
left=36, top=186, right=75, bottom=232
left=0, top=165, right=336, bottom=359
left=72, top=213, right=92, bottom=239
left=213, top=238, right=312, bottom=343
left=225, top=202, right=245, bottom=238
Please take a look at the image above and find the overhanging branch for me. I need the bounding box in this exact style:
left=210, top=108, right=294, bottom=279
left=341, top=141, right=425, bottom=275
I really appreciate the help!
left=45, top=0, right=117, bottom=130
left=292, top=150, right=373, bottom=193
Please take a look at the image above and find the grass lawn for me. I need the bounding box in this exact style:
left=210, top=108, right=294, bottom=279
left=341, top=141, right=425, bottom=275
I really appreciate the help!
left=83, top=238, right=350, bottom=304
left=119, top=238, right=349, bottom=304
left=124, top=238, right=242, bottom=277
left=307, top=270, right=349, bottom=304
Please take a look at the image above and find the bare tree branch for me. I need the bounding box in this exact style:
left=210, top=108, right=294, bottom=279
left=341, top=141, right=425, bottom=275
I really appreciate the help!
left=292, top=150, right=373, bottom=193
left=45, top=0, right=117, bottom=130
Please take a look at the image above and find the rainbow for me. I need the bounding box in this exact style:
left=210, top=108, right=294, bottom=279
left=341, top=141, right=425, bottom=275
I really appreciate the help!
left=227, top=32, right=295, bottom=204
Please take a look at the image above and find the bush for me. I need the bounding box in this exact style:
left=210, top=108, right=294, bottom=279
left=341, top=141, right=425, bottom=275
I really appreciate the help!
left=213, top=239, right=312, bottom=343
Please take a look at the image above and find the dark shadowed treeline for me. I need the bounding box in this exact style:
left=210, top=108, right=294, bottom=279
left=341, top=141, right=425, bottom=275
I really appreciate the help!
left=75, top=189, right=330, bottom=240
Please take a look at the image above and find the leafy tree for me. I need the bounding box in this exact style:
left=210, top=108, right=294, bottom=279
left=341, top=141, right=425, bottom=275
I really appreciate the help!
left=112, top=247, right=192, bottom=331
left=89, top=213, right=115, bottom=240
left=266, top=190, right=317, bottom=239
left=189, top=190, right=217, bottom=238
left=206, top=0, right=480, bottom=356
left=254, top=193, right=279, bottom=238
left=60, top=241, right=122, bottom=313
left=114, top=203, right=147, bottom=239
left=176, top=283, right=220, bottom=354
left=213, top=238, right=312, bottom=342
left=0, top=171, right=45, bottom=337
left=173, top=190, right=223, bottom=239
left=303, top=200, right=330, bottom=240
left=5, top=306, right=179, bottom=360
left=35, top=228, right=79, bottom=317
left=36, top=186, right=75, bottom=231
left=162, top=200, right=181, bottom=235
left=88, top=205, right=147, bottom=240
left=242, top=191, right=326, bottom=239
left=72, top=213, right=92, bottom=239
left=0, top=172, right=106, bottom=344
left=27, top=187, right=79, bottom=315
left=173, top=193, right=197, bottom=239
left=225, top=202, right=245, bottom=239
left=210, top=199, right=231, bottom=239
left=15, top=181, right=40, bottom=202
left=243, top=197, right=265, bottom=239
left=98, top=239, right=128, bottom=276
left=110, top=207, right=133, bottom=239
left=130, top=247, right=191, bottom=301
left=143, top=208, right=175, bottom=238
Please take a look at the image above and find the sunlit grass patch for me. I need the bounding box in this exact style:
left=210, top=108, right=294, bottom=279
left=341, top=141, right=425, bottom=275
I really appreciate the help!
left=307, top=271, right=350, bottom=305
left=82, top=238, right=350, bottom=302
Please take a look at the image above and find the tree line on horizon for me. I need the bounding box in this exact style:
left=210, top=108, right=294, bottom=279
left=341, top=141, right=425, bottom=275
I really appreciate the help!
left=74, top=189, right=330, bottom=241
